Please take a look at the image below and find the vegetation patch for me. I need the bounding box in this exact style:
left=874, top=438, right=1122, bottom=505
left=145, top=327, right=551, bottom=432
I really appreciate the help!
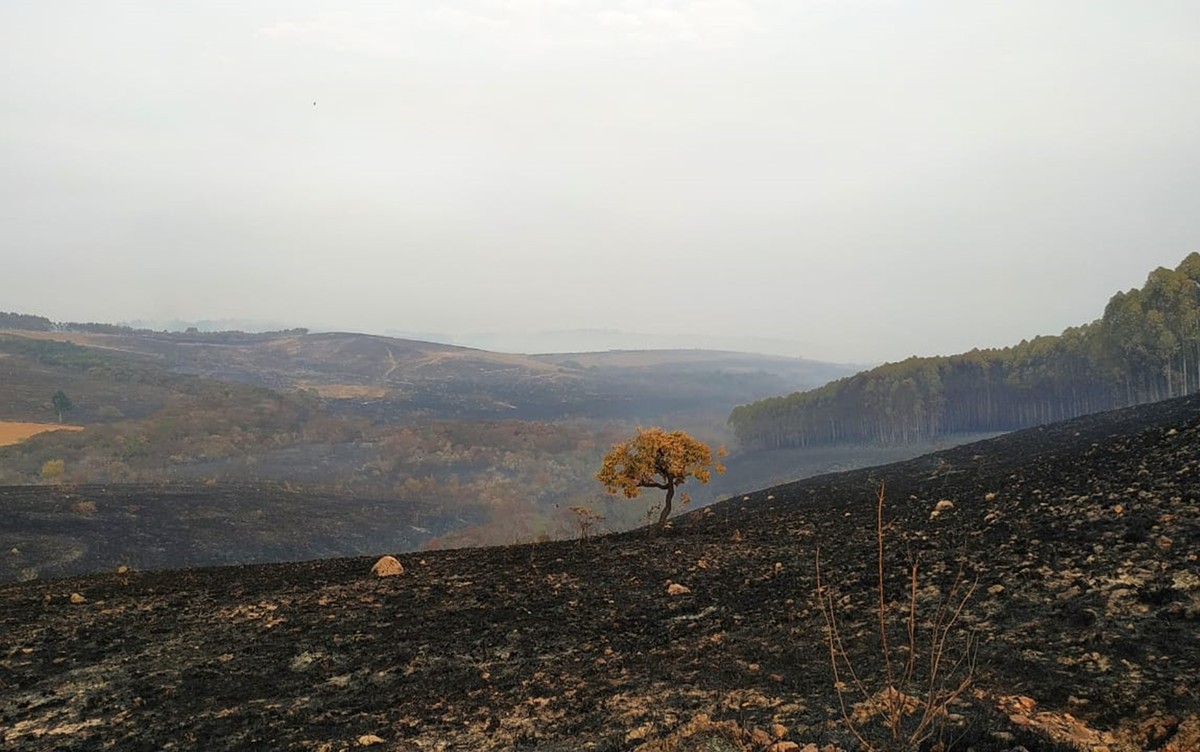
left=299, top=383, right=390, bottom=399
left=0, top=422, right=84, bottom=447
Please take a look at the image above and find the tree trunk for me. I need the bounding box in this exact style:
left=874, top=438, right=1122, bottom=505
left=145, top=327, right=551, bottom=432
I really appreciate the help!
left=656, top=484, right=676, bottom=532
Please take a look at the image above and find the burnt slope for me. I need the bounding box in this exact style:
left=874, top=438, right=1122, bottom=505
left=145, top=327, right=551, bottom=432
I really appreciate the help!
left=2, top=395, right=1199, bottom=751
left=0, top=484, right=458, bottom=584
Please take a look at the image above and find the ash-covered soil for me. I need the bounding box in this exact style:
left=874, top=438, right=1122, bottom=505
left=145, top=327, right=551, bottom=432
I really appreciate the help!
left=2, top=396, right=1199, bottom=751
left=0, top=484, right=460, bottom=584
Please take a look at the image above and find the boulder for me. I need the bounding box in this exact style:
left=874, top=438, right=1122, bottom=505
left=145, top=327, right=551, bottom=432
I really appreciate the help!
left=370, top=556, right=404, bottom=577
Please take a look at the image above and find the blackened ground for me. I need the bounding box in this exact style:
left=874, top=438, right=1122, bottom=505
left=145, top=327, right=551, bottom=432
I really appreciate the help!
left=0, top=484, right=461, bottom=583
left=2, top=396, right=1199, bottom=751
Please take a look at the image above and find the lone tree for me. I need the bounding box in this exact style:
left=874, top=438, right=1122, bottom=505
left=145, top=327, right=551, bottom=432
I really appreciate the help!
left=597, top=427, right=724, bottom=532
left=51, top=390, right=73, bottom=424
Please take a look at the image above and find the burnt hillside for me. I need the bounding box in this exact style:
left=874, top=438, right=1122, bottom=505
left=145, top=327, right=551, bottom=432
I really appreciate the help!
left=2, top=395, right=1199, bottom=751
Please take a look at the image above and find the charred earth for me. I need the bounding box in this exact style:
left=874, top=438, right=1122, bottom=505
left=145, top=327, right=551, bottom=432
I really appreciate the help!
left=2, top=395, right=1200, bottom=750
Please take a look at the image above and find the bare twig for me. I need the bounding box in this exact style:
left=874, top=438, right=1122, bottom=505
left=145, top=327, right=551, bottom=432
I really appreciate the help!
left=814, top=482, right=978, bottom=751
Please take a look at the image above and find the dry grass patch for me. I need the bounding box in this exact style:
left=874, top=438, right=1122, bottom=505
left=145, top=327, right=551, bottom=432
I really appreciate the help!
left=0, top=421, right=84, bottom=447
left=411, top=349, right=564, bottom=373
left=299, top=383, right=390, bottom=399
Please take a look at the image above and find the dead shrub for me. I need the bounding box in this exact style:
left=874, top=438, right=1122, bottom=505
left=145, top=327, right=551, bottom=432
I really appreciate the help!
left=568, top=505, right=605, bottom=541
left=815, top=483, right=977, bottom=751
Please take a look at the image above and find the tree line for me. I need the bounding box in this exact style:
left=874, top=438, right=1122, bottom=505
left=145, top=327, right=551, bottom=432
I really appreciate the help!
left=729, top=253, right=1200, bottom=449
left=0, top=311, right=307, bottom=339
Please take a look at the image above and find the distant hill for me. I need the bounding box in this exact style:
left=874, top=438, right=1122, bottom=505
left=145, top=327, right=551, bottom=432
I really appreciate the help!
left=0, top=325, right=854, bottom=422
left=446, top=328, right=829, bottom=359
left=731, top=252, right=1200, bottom=449
left=0, top=332, right=287, bottom=425
left=532, top=348, right=848, bottom=374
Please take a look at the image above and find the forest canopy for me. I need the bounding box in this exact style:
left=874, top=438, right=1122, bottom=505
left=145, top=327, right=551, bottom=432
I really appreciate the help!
left=730, top=253, right=1200, bottom=450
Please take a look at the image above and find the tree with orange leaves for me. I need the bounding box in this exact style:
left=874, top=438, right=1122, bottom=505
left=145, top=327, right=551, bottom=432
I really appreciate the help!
left=597, top=427, right=724, bottom=533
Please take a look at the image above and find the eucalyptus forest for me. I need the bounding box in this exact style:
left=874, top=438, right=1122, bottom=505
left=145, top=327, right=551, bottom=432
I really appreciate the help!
left=729, top=253, right=1200, bottom=449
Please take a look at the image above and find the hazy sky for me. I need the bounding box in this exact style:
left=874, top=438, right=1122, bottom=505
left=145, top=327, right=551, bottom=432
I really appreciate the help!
left=3, top=1, right=1199, bottom=362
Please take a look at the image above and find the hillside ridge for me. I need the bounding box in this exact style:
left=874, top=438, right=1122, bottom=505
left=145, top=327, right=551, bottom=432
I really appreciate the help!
left=732, top=252, right=1200, bottom=450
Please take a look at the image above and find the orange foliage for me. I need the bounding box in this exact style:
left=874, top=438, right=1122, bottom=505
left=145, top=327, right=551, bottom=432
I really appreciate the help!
left=596, top=427, right=724, bottom=531
left=0, top=421, right=83, bottom=447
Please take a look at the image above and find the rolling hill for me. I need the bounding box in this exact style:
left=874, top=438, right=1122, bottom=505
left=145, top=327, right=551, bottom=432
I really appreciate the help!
left=2, top=325, right=851, bottom=422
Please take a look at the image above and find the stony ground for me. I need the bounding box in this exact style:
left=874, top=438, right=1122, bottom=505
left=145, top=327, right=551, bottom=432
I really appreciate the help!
left=2, top=395, right=1200, bottom=751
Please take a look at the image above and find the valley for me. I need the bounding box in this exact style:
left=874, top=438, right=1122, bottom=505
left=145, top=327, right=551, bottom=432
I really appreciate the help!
left=0, top=323, right=875, bottom=573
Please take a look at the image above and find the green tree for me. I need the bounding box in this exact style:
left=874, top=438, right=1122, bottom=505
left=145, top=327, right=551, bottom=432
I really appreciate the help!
left=51, top=390, right=74, bottom=424
left=596, top=427, right=724, bottom=533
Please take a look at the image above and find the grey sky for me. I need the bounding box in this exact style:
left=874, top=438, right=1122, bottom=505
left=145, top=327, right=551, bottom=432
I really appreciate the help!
left=2, top=1, right=1198, bottom=362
